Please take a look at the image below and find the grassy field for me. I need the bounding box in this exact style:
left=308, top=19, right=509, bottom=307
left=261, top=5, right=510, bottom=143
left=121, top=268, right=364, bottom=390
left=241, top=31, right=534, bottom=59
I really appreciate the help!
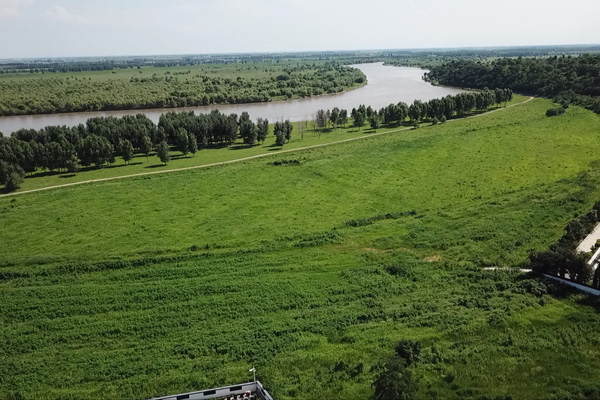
left=0, top=60, right=314, bottom=82
left=3, top=95, right=527, bottom=193
left=2, top=98, right=600, bottom=400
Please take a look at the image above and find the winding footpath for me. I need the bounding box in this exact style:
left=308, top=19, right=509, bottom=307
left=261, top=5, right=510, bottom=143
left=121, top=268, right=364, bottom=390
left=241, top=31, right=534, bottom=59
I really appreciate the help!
left=0, top=97, right=535, bottom=198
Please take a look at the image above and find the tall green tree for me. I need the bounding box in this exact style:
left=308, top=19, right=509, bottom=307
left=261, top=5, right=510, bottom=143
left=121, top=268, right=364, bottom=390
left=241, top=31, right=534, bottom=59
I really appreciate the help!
left=408, top=100, right=423, bottom=122
left=283, top=120, right=293, bottom=143
left=256, top=118, right=269, bottom=143
left=369, top=112, right=381, bottom=131
left=354, top=105, right=367, bottom=128
left=240, top=118, right=257, bottom=147
left=188, top=133, right=198, bottom=157
left=339, top=109, right=348, bottom=127
left=156, top=141, right=170, bottom=165
left=316, top=109, right=327, bottom=130
left=372, top=358, right=416, bottom=400
left=120, top=139, right=134, bottom=165
left=0, top=161, right=25, bottom=192
left=177, top=128, right=189, bottom=157
left=330, top=107, right=340, bottom=129
left=274, top=121, right=286, bottom=148
left=77, top=135, right=114, bottom=168
left=140, top=135, right=153, bottom=161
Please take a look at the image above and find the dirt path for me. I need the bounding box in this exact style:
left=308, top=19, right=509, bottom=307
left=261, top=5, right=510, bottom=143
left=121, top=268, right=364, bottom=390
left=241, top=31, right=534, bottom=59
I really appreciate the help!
left=0, top=97, right=535, bottom=198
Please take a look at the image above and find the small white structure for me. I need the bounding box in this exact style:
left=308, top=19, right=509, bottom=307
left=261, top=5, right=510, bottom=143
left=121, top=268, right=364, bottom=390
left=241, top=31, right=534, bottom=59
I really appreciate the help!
left=576, top=222, right=600, bottom=275
left=150, top=381, right=274, bottom=400
left=576, top=222, right=600, bottom=253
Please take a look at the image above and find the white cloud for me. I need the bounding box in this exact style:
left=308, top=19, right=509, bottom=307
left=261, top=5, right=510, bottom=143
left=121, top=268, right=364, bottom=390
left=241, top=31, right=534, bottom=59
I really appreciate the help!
left=45, top=5, right=86, bottom=24
left=0, top=0, right=33, bottom=18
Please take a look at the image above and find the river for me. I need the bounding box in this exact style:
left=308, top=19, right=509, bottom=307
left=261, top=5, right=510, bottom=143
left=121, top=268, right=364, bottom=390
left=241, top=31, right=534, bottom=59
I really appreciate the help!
left=0, top=63, right=465, bottom=134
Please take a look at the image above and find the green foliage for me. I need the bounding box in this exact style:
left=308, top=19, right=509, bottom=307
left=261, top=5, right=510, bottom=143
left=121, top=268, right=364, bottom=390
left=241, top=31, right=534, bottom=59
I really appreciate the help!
left=256, top=118, right=269, bottom=143
left=0, top=61, right=366, bottom=116
left=372, top=358, right=416, bottom=400
left=428, top=55, right=600, bottom=113
left=120, top=139, right=134, bottom=164
left=78, top=135, right=114, bottom=167
left=0, top=89, right=509, bottom=185
left=188, top=133, right=198, bottom=157
left=239, top=112, right=257, bottom=147
left=0, top=161, right=25, bottom=191
left=345, top=211, right=417, bottom=228
left=283, top=120, right=293, bottom=143
left=177, top=128, right=189, bottom=157
left=370, top=113, right=381, bottom=130
left=156, top=141, right=170, bottom=165
left=546, top=107, right=566, bottom=117
left=2, top=99, right=600, bottom=399
left=273, top=120, right=289, bottom=148
left=529, top=206, right=600, bottom=285
left=352, top=105, right=367, bottom=127
left=140, top=135, right=153, bottom=160
left=394, top=340, right=421, bottom=366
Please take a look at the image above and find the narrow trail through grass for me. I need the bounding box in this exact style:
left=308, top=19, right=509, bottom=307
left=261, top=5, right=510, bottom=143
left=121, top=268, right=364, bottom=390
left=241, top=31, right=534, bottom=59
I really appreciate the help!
left=0, top=97, right=534, bottom=198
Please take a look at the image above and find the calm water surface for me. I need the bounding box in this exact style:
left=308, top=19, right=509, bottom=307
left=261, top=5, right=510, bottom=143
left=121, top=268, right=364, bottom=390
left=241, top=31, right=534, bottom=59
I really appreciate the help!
left=0, top=63, right=465, bottom=134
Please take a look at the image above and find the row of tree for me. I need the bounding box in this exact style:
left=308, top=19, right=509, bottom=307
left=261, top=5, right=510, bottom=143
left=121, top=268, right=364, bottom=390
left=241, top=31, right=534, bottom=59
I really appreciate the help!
left=313, top=89, right=512, bottom=134
left=426, top=55, right=600, bottom=113
left=0, top=108, right=298, bottom=190
left=1, top=88, right=512, bottom=191
left=354, top=88, right=513, bottom=130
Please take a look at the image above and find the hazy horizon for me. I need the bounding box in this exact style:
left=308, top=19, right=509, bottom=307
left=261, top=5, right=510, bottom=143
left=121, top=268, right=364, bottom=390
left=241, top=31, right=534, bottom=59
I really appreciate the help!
left=1, top=0, right=599, bottom=59
left=2, top=43, right=600, bottom=61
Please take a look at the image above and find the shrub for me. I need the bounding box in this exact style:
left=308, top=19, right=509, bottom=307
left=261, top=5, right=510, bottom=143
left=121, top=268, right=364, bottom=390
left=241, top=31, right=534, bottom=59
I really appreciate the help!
left=546, top=107, right=566, bottom=117
left=395, top=340, right=422, bottom=366
left=0, top=162, right=25, bottom=191
left=372, top=357, right=417, bottom=400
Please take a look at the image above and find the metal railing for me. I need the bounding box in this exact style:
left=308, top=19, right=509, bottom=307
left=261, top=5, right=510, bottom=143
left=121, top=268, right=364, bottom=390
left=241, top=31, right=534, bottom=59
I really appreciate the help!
left=150, top=381, right=274, bottom=400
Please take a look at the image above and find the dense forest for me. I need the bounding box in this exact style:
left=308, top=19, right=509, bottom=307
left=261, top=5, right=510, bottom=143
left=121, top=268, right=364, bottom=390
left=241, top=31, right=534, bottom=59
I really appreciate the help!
left=0, top=62, right=365, bottom=116
left=426, top=55, right=600, bottom=113
left=0, top=89, right=512, bottom=191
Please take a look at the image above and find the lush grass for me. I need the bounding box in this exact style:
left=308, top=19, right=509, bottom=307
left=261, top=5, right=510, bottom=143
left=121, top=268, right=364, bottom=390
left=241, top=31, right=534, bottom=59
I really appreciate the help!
left=1, top=97, right=597, bottom=266
left=4, top=95, right=525, bottom=193
left=2, top=98, right=600, bottom=400
left=5, top=120, right=404, bottom=193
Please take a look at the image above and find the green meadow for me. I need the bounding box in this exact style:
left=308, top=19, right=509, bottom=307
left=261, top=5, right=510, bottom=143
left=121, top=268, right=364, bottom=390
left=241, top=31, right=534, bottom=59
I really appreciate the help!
left=2, top=96, right=524, bottom=193
left=2, top=98, right=600, bottom=400
left=0, top=60, right=312, bottom=82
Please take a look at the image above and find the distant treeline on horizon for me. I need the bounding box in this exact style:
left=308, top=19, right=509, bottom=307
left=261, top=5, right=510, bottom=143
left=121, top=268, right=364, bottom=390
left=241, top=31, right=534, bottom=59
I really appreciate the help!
left=2, top=44, right=599, bottom=73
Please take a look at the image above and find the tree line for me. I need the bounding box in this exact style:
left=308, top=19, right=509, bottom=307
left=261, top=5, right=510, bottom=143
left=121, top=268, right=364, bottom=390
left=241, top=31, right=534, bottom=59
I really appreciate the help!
left=426, top=55, right=600, bottom=114
left=313, top=89, right=512, bottom=134
left=0, top=88, right=512, bottom=191
left=354, top=88, right=512, bottom=130
left=0, top=110, right=295, bottom=190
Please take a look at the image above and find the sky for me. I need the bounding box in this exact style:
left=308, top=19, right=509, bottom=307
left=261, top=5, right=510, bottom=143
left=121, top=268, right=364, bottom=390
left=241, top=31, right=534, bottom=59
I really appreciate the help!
left=0, top=0, right=598, bottom=59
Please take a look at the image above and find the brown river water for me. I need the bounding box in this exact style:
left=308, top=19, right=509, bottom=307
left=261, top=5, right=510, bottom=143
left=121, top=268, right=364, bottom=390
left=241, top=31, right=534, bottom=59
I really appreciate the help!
left=0, top=63, right=465, bottom=134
